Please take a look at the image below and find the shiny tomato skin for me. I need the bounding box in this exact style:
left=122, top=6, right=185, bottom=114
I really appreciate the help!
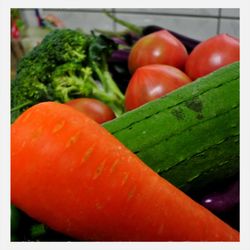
left=65, top=98, right=115, bottom=124
left=125, top=64, right=192, bottom=111
left=185, top=34, right=240, bottom=80
left=128, top=30, right=188, bottom=73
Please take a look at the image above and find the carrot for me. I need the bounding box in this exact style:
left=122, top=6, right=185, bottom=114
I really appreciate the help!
left=11, top=101, right=239, bottom=241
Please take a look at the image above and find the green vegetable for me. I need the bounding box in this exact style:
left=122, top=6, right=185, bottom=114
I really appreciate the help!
left=11, top=28, right=124, bottom=122
left=11, top=205, right=22, bottom=241
left=11, top=204, right=76, bottom=241
left=103, top=62, right=239, bottom=193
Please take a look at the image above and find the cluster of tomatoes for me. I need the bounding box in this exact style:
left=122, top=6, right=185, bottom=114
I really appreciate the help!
left=66, top=30, right=239, bottom=124
left=125, top=30, right=239, bottom=111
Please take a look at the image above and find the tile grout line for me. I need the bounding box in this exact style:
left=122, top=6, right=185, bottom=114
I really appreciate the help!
left=28, top=8, right=239, bottom=20
left=217, top=8, right=222, bottom=34
left=112, top=8, right=116, bottom=33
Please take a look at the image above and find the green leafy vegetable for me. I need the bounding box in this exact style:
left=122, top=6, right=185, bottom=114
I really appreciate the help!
left=11, top=28, right=124, bottom=122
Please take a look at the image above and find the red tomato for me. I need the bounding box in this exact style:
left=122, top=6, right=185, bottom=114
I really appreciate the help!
left=185, top=34, right=240, bottom=80
left=65, top=98, right=115, bottom=124
left=128, top=30, right=188, bottom=73
left=125, top=64, right=192, bottom=111
left=11, top=21, right=20, bottom=39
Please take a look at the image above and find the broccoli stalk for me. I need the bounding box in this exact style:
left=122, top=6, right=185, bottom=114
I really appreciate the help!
left=11, top=29, right=125, bottom=122
left=51, top=63, right=124, bottom=116
left=89, top=56, right=125, bottom=116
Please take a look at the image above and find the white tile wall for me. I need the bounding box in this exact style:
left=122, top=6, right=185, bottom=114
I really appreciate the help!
left=114, top=13, right=218, bottom=40
left=115, top=8, right=219, bottom=17
left=43, top=10, right=114, bottom=33
left=20, top=8, right=239, bottom=40
left=219, top=19, right=240, bottom=38
left=221, top=8, right=240, bottom=18
left=21, top=9, right=39, bottom=27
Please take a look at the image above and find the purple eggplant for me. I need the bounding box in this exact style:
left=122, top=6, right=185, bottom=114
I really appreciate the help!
left=108, top=49, right=131, bottom=93
left=200, top=179, right=239, bottom=214
left=111, top=37, right=128, bottom=46
left=142, top=25, right=200, bottom=53
left=103, top=11, right=201, bottom=53
left=109, top=49, right=130, bottom=63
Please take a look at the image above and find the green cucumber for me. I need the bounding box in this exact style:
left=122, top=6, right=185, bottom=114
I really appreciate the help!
left=103, top=62, right=239, bottom=193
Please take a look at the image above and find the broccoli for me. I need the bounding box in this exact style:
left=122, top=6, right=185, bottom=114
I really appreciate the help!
left=11, top=28, right=125, bottom=122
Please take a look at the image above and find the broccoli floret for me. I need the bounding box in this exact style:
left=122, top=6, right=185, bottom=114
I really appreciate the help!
left=51, top=63, right=95, bottom=102
left=11, top=28, right=124, bottom=122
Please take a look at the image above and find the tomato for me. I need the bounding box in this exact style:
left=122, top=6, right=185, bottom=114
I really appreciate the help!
left=185, top=34, right=240, bottom=80
left=11, top=20, right=20, bottom=39
left=125, top=64, right=192, bottom=111
left=65, top=98, right=115, bottom=123
left=128, top=30, right=188, bottom=73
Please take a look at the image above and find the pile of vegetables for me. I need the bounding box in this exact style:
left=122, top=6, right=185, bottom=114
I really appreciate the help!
left=11, top=28, right=125, bottom=122
left=11, top=12, right=240, bottom=241
left=12, top=101, right=239, bottom=241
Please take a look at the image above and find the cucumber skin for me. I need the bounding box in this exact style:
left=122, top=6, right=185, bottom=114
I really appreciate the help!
left=103, top=62, right=239, bottom=193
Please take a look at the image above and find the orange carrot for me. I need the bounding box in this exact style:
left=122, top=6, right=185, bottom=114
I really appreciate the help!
left=11, top=101, right=239, bottom=241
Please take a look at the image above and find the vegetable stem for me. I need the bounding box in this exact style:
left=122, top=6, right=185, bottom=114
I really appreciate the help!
left=11, top=100, right=33, bottom=112
left=94, top=28, right=129, bottom=38
left=103, top=10, right=142, bottom=35
left=90, top=60, right=125, bottom=117
left=91, top=81, right=124, bottom=117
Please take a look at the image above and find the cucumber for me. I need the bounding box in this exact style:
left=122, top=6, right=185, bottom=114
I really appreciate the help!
left=103, top=62, right=239, bottom=193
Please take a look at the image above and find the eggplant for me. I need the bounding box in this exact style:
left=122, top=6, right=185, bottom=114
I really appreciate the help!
left=200, top=179, right=239, bottom=214
left=142, top=25, right=200, bottom=53
left=103, top=11, right=201, bottom=53
left=108, top=49, right=131, bottom=93
left=168, top=29, right=200, bottom=53
left=109, top=49, right=130, bottom=63
left=198, top=178, right=240, bottom=231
